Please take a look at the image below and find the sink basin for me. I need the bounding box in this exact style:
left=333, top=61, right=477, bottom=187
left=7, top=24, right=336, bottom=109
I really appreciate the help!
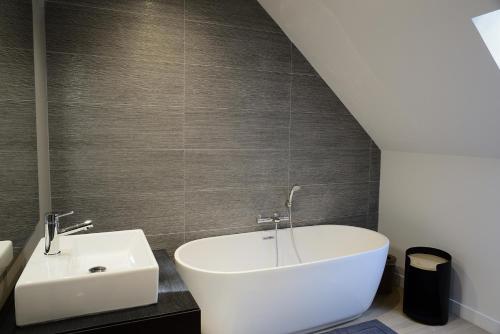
left=15, top=229, right=159, bottom=326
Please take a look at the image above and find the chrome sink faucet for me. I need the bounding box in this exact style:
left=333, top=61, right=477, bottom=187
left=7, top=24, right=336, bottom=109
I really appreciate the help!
left=44, top=211, right=94, bottom=255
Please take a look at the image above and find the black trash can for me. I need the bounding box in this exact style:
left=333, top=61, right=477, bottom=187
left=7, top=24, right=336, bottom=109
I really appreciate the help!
left=403, top=247, right=452, bottom=325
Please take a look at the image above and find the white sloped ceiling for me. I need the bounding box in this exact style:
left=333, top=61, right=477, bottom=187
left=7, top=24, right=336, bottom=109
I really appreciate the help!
left=258, top=0, right=500, bottom=158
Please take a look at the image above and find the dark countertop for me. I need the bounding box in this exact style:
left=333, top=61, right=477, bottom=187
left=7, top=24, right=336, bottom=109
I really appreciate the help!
left=0, top=250, right=200, bottom=333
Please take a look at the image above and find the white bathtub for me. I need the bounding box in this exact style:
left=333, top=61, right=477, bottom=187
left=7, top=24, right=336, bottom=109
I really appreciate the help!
left=174, top=225, right=389, bottom=334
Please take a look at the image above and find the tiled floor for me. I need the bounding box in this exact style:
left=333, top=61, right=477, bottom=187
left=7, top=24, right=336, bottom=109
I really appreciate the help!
left=317, top=288, right=489, bottom=334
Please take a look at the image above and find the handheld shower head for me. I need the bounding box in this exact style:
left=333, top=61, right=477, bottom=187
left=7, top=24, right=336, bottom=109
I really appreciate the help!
left=286, top=185, right=301, bottom=208
left=291, top=185, right=301, bottom=194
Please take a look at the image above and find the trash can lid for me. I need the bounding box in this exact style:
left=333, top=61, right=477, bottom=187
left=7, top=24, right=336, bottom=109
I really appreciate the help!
left=409, top=253, right=448, bottom=271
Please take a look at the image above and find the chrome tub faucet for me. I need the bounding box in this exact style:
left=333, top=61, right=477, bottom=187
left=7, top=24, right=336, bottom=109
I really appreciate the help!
left=44, top=211, right=94, bottom=255
left=257, top=213, right=289, bottom=225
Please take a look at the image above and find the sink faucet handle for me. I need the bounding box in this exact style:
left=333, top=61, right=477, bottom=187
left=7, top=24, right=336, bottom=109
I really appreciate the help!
left=59, top=220, right=93, bottom=236
left=55, top=211, right=74, bottom=219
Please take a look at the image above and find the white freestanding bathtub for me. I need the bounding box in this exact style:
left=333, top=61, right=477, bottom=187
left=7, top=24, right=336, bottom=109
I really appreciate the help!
left=174, top=225, right=389, bottom=334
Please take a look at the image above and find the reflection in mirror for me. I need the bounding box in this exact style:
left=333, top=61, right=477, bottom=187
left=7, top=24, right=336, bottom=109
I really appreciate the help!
left=0, top=1, right=39, bottom=278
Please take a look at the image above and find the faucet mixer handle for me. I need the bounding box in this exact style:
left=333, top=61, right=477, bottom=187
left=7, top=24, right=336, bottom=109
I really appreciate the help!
left=59, top=220, right=93, bottom=235
left=55, top=211, right=74, bottom=219
left=45, top=211, right=74, bottom=224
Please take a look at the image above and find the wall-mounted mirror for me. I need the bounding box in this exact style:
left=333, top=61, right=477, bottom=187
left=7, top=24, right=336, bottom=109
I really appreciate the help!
left=0, top=1, right=39, bottom=279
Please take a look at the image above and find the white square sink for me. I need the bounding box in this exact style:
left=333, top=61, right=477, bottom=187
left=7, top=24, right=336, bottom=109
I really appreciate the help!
left=15, top=229, right=159, bottom=326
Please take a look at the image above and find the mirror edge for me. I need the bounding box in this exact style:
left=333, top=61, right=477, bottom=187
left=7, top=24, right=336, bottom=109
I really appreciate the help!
left=0, top=0, right=51, bottom=311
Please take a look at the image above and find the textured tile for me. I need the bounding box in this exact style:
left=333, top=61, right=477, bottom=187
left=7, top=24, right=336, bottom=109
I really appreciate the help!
left=369, top=182, right=380, bottom=214
left=47, top=52, right=184, bottom=106
left=0, top=48, right=34, bottom=102
left=52, top=191, right=184, bottom=235
left=0, top=167, right=38, bottom=203
left=290, top=149, right=369, bottom=185
left=185, top=224, right=273, bottom=242
left=0, top=0, right=33, bottom=50
left=39, top=0, right=381, bottom=253
left=49, top=103, right=183, bottom=150
left=291, top=215, right=368, bottom=229
left=46, top=2, right=184, bottom=64
left=186, top=0, right=280, bottom=33
left=291, top=44, right=316, bottom=75
left=330, top=215, right=369, bottom=228
left=186, top=64, right=290, bottom=110
left=50, top=149, right=184, bottom=196
left=291, top=74, right=343, bottom=113
left=0, top=100, right=36, bottom=150
left=146, top=233, right=185, bottom=256
left=0, top=197, right=38, bottom=249
left=291, top=75, right=370, bottom=149
left=186, top=20, right=290, bottom=72
left=185, top=107, right=288, bottom=149
left=185, top=187, right=287, bottom=231
left=370, top=141, right=381, bottom=182
left=185, top=149, right=288, bottom=191
left=48, top=0, right=184, bottom=18
left=292, top=183, right=370, bottom=223
left=366, top=212, right=379, bottom=231
left=1, top=145, right=37, bottom=172
left=56, top=213, right=184, bottom=236
left=94, top=216, right=184, bottom=235
left=0, top=150, right=38, bottom=201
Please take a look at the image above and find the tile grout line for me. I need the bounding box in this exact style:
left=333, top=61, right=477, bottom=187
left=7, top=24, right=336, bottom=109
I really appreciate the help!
left=0, top=98, right=36, bottom=103
left=45, top=100, right=185, bottom=108
left=48, top=148, right=293, bottom=152
left=45, top=0, right=183, bottom=19
left=182, top=0, right=187, bottom=245
left=368, top=141, right=372, bottom=182
left=367, top=141, right=373, bottom=227
left=187, top=61, right=293, bottom=75
left=287, top=41, right=293, bottom=193
left=185, top=18, right=284, bottom=35
left=181, top=214, right=370, bottom=236
left=0, top=45, right=34, bottom=53
left=40, top=145, right=374, bottom=153
left=44, top=49, right=185, bottom=67
left=44, top=51, right=317, bottom=78
left=50, top=182, right=368, bottom=199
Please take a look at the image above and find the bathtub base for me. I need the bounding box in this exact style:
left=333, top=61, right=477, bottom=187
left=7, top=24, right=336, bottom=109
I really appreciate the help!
left=175, top=225, right=389, bottom=334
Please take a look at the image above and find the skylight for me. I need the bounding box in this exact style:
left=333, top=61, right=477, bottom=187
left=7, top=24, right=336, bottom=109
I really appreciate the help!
left=473, top=9, right=500, bottom=69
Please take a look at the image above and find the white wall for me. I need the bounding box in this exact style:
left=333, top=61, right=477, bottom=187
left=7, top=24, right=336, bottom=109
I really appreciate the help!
left=258, top=0, right=500, bottom=158
left=380, top=151, right=500, bottom=333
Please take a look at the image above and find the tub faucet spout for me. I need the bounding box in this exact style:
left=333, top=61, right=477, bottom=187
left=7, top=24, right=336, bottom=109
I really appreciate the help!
left=257, top=213, right=289, bottom=224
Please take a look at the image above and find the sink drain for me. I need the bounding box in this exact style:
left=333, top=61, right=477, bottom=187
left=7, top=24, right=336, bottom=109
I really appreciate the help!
left=89, top=266, right=106, bottom=273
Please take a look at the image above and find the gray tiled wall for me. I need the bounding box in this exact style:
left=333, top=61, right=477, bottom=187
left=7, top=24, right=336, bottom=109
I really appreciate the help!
left=0, top=0, right=39, bottom=252
left=47, top=0, right=381, bottom=255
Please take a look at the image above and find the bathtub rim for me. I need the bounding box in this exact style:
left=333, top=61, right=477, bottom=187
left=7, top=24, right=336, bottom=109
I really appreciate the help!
left=174, top=225, right=389, bottom=275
